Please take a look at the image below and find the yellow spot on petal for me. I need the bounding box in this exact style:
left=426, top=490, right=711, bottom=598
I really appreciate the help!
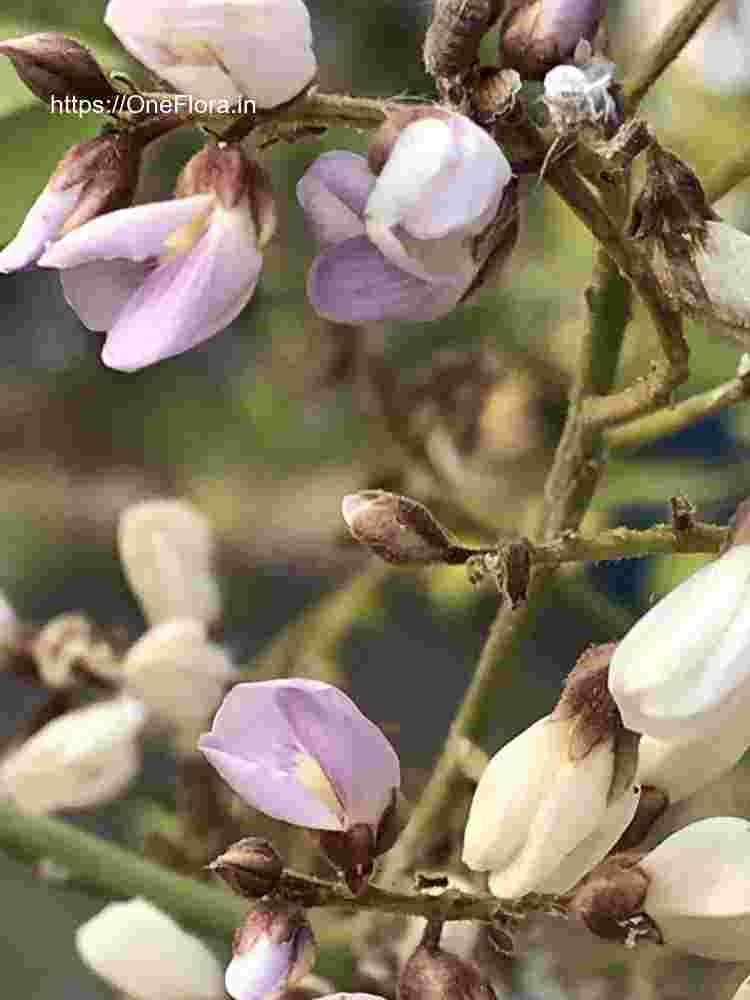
left=161, top=207, right=214, bottom=262
left=295, top=753, right=344, bottom=821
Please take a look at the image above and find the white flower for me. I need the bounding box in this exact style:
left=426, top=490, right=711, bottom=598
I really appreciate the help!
left=118, top=499, right=221, bottom=626
left=105, top=0, right=316, bottom=109
left=640, top=817, right=750, bottom=961
left=462, top=714, right=640, bottom=897
left=0, top=697, right=146, bottom=813
left=76, top=898, right=224, bottom=1000
left=609, top=544, right=750, bottom=742
left=123, top=620, right=235, bottom=732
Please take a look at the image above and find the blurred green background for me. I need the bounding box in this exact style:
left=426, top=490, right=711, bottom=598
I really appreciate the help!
left=2, top=0, right=750, bottom=997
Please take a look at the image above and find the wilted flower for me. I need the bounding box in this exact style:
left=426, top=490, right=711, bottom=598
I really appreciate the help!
left=123, top=620, right=235, bottom=732
left=105, top=0, right=316, bottom=108
left=118, top=498, right=222, bottom=627
left=76, top=898, right=225, bottom=1000
left=499, top=0, right=608, bottom=79
left=199, top=679, right=402, bottom=894
left=543, top=49, right=617, bottom=134
left=463, top=645, right=640, bottom=897
left=0, top=696, right=146, bottom=813
left=0, top=130, right=146, bottom=273
left=640, top=817, right=750, bottom=960
left=608, top=541, right=750, bottom=742
left=38, top=143, right=274, bottom=371
left=297, top=110, right=513, bottom=324
left=226, top=905, right=316, bottom=1000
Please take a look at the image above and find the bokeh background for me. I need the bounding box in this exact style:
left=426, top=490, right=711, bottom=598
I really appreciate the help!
left=2, top=0, right=750, bottom=997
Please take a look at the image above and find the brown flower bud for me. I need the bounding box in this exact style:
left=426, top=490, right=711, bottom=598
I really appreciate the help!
left=498, top=0, right=608, bottom=80
left=423, top=0, right=506, bottom=81
left=210, top=837, right=284, bottom=898
left=398, top=940, right=497, bottom=1000
left=0, top=33, right=117, bottom=105
left=341, top=491, right=464, bottom=565
left=570, top=851, right=652, bottom=942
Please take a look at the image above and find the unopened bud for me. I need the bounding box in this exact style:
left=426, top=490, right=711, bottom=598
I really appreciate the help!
left=341, top=491, right=462, bottom=565
left=499, top=0, right=608, bottom=80
left=570, top=852, right=651, bottom=942
left=31, top=612, right=118, bottom=688
left=398, top=939, right=497, bottom=1000
left=177, top=145, right=276, bottom=248
left=210, top=837, right=284, bottom=898
left=423, top=0, right=505, bottom=81
left=122, top=620, right=235, bottom=733
left=118, top=499, right=222, bottom=628
left=227, top=905, right=316, bottom=1000
left=76, top=898, right=225, bottom=1000
left=0, top=33, right=117, bottom=105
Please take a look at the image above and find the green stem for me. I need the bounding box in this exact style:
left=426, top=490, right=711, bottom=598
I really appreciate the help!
left=532, top=520, right=726, bottom=566
left=0, top=799, right=248, bottom=937
left=621, top=0, right=723, bottom=112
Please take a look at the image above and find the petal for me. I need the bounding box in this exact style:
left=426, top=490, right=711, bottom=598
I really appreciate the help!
left=199, top=679, right=400, bottom=831
left=534, top=783, right=641, bottom=895
left=76, top=898, right=225, bottom=1000
left=609, top=546, right=750, bottom=741
left=365, top=118, right=459, bottom=230
left=541, top=0, right=607, bottom=54
left=307, top=235, right=463, bottom=324
left=60, top=259, right=150, bottom=331
left=462, top=717, right=567, bottom=872
left=101, top=201, right=261, bottom=371
left=38, top=195, right=215, bottom=268
left=486, top=736, right=615, bottom=898
left=637, top=699, right=750, bottom=804
left=297, top=152, right=375, bottom=247
left=0, top=184, right=83, bottom=272
left=225, top=937, right=294, bottom=1000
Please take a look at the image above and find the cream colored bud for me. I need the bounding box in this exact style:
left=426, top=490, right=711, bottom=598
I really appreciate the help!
left=76, top=898, right=224, bottom=1000
left=123, top=620, right=235, bottom=732
left=118, top=499, right=221, bottom=627
left=0, top=696, right=146, bottom=813
left=31, top=613, right=118, bottom=687
left=641, top=817, right=750, bottom=961
left=463, top=713, right=639, bottom=897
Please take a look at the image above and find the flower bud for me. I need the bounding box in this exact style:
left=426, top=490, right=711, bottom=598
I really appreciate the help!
left=118, top=499, right=222, bottom=628
left=0, top=696, right=146, bottom=813
left=0, top=130, right=144, bottom=273
left=210, top=837, right=284, bottom=898
left=498, top=0, right=608, bottom=80
left=30, top=612, right=118, bottom=688
left=398, top=939, right=496, bottom=1000
left=76, top=898, right=224, bottom=1000
left=341, top=491, right=460, bottom=565
left=226, top=905, right=316, bottom=1000
left=463, top=644, right=640, bottom=897
left=423, top=0, right=505, bottom=81
left=638, top=817, right=750, bottom=961
left=0, top=33, right=117, bottom=105
left=123, top=620, right=235, bottom=732
left=608, top=539, right=750, bottom=742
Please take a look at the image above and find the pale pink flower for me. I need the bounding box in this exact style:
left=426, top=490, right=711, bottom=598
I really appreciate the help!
left=105, top=0, right=316, bottom=109
left=38, top=145, right=274, bottom=371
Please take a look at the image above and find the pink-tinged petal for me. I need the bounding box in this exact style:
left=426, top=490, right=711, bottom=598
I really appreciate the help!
left=365, top=119, right=458, bottom=230
left=0, top=184, right=83, bottom=273
left=541, top=0, right=608, bottom=56
left=199, top=679, right=400, bottom=832
left=401, top=116, right=510, bottom=240
left=38, top=195, right=214, bottom=268
left=307, top=235, right=464, bottom=324
left=101, top=201, right=261, bottom=371
left=298, top=152, right=375, bottom=224
left=225, top=938, right=294, bottom=1000
left=297, top=172, right=364, bottom=248
left=60, top=259, right=150, bottom=331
